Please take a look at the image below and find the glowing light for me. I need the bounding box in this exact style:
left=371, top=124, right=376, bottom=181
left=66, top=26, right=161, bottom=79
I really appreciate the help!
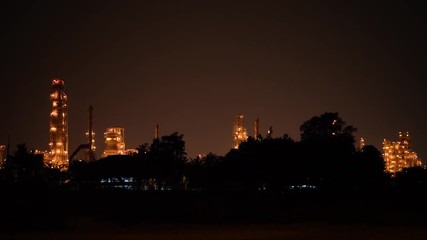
left=103, top=127, right=129, bottom=157
left=383, top=132, right=421, bottom=176
left=48, top=79, right=68, bottom=171
left=232, top=115, right=248, bottom=149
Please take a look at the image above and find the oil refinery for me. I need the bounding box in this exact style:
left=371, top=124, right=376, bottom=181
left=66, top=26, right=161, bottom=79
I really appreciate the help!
left=47, top=79, right=69, bottom=171
left=1, top=79, right=423, bottom=175
left=383, top=132, right=422, bottom=176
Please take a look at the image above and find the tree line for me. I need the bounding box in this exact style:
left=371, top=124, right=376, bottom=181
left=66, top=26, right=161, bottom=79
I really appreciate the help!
left=1, top=112, right=426, bottom=192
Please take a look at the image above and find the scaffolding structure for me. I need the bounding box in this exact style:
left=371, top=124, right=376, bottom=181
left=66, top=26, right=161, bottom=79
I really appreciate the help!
left=85, top=131, right=96, bottom=159
left=383, top=132, right=422, bottom=176
left=103, top=127, right=126, bottom=157
left=85, top=105, right=96, bottom=161
left=48, top=79, right=69, bottom=171
left=232, top=115, right=248, bottom=149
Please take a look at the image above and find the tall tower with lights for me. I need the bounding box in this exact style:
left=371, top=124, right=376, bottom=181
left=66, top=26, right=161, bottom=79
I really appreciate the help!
left=85, top=105, right=96, bottom=161
left=232, top=115, right=248, bottom=149
left=48, top=79, right=69, bottom=170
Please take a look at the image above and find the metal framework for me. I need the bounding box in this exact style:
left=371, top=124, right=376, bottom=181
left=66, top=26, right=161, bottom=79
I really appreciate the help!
left=232, top=115, right=248, bottom=149
left=48, top=79, right=68, bottom=170
left=383, top=132, right=422, bottom=176
left=103, top=127, right=126, bottom=157
left=86, top=105, right=96, bottom=161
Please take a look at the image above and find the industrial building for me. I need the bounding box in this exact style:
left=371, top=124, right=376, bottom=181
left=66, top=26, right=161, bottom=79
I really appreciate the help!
left=232, top=115, right=248, bottom=149
left=103, top=127, right=126, bottom=157
left=383, top=132, right=422, bottom=176
left=102, top=127, right=138, bottom=157
left=47, top=79, right=69, bottom=171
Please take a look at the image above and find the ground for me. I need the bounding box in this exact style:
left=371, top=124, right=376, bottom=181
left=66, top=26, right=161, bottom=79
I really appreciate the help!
left=3, top=223, right=427, bottom=240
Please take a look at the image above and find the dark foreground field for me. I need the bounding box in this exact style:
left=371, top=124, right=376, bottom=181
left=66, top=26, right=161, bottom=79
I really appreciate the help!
left=1, top=189, right=427, bottom=239
left=3, top=223, right=427, bottom=240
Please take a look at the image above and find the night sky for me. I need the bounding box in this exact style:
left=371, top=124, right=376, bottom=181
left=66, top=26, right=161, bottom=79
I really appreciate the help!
left=1, top=1, right=427, bottom=161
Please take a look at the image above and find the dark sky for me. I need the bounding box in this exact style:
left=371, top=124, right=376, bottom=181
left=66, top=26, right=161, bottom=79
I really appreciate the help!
left=1, top=1, right=427, bottom=161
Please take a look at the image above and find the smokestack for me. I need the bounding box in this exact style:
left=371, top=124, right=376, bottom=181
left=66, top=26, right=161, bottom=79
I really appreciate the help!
left=88, top=105, right=95, bottom=161
left=88, top=106, right=93, bottom=147
left=254, top=118, right=260, bottom=140
left=155, top=124, right=159, bottom=140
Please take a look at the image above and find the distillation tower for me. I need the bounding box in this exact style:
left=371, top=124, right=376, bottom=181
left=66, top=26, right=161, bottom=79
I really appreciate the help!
left=232, top=115, right=248, bottom=149
left=48, top=79, right=69, bottom=170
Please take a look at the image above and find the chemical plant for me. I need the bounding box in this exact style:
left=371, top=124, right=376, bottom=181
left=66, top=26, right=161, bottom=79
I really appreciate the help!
left=383, top=132, right=422, bottom=176
left=0, top=79, right=423, bottom=177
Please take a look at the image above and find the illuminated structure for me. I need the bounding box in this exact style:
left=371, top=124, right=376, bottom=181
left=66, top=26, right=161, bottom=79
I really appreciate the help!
left=0, top=145, right=5, bottom=168
left=383, top=132, right=422, bottom=176
left=232, top=115, right=248, bottom=149
left=266, top=126, right=273, bottom=139
left=84, top=131, right=96, bottom=160
left=359, top=138, right=365, bottom=150
left=68, top=105, right=97, bottom=162
left=48, top=79, right=68, bottom=170
left=103, top=127, right=126, bottom=157
left=34, top=149, right=51, bottom=165
left=85, top=105, right=96, bottom=161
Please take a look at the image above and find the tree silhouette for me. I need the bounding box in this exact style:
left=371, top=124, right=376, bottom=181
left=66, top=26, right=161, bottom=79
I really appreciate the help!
left=395, top=167, right=427, bottom=191
left=186, top=153, right=224, bottom=191
left=299, top=112, right=357, bottom=190
left=1, top=144, right=45, bottom=187
left=144, top=132, right=187, bottom=189
left=222, top=135, right=299, bottom=192
left=70, top=132, right=189, bottom=190
left=300, top=112, right=357, bottom=143
left=354, top=145, right=387, bottom=191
